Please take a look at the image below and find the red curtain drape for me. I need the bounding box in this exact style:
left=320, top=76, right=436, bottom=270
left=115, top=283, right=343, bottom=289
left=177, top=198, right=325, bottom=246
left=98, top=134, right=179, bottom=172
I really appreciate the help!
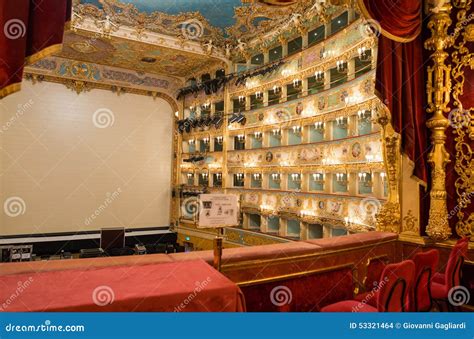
left=360, top=0, right=428, bottom=185
left=0, top=0, right=72, bottom=98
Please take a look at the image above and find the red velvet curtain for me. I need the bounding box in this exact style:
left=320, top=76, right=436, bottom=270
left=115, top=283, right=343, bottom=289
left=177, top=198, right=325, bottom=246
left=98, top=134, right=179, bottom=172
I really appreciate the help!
left=360, top=0, right=428, bottom=185
left=0, top=0, right=71, bottom=98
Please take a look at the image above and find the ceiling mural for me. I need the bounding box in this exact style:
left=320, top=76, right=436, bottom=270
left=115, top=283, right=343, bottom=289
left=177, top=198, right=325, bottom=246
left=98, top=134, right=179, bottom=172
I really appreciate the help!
left=80, top=0, right=244, bottom=30
left=73, top=0, right=342, bottom=45
left=57, top=31, right=224, bottom=78
left=44, top=0, right=350, bottom=88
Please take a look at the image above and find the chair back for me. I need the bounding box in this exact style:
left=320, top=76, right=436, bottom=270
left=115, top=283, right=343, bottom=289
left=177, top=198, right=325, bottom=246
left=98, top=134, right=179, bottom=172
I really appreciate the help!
left=376, top=260, right=415, bottom=312
left=445, top=238, right=468, bottom=289
left=412, top=249, right=439, bottom=311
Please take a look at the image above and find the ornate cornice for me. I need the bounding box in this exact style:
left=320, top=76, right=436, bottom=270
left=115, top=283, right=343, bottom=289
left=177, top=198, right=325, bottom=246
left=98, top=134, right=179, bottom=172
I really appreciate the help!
left=24, top=63, right=179, bottom=112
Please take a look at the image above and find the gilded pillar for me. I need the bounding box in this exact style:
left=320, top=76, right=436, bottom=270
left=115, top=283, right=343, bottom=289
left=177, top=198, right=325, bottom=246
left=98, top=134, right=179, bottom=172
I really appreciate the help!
left=424, top=0, right=453, bottom=241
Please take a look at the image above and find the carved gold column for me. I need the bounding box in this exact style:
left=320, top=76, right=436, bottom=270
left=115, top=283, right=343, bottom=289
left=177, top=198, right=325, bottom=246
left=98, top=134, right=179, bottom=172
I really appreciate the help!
left=424, top=1, right=453, bottom=241
left=375, top=103, right=401, bottom=233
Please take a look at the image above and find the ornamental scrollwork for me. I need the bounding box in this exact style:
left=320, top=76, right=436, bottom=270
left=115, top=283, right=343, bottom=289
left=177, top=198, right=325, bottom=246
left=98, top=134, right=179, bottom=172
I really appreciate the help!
left=450, top=0, right=474, bottom=239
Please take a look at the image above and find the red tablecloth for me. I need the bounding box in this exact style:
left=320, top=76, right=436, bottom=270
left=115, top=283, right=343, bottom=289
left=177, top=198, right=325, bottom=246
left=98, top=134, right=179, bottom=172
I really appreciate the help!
left=0, top=259, right=245, bottom=312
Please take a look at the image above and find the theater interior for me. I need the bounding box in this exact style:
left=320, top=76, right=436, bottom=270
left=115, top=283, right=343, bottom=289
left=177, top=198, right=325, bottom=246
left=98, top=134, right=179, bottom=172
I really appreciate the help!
left=0, top=0, right=473, bottom=312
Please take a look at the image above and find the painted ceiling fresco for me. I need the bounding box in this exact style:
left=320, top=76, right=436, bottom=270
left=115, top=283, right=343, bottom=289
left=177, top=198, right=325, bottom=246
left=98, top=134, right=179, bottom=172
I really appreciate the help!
left=57, top=31, right=223, bottom=78
left=75, top=0, right=308, bottom=42
left=59, top=1, right=341, bottom=80
left=81, top=0, right=244, bottom=29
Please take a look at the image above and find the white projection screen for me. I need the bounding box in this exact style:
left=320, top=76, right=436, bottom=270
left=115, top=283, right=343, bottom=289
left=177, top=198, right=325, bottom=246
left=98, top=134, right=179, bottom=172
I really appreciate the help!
left=0, top=81, right=174, bottom=236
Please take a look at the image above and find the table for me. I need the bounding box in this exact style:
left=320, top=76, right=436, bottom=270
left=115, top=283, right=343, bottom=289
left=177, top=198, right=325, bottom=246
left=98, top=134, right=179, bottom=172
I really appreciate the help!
left=0, top=259, right=245, bottom=312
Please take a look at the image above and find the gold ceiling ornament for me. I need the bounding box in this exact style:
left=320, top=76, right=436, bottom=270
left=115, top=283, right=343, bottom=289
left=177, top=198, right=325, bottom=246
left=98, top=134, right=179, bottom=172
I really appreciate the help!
left=373, top=102, right=401, bottom=234
left=65, top=79, right=90, bottom=94
left=450, top=0, right=474, bottom=239
left=424, top=0, right=454, bottom=241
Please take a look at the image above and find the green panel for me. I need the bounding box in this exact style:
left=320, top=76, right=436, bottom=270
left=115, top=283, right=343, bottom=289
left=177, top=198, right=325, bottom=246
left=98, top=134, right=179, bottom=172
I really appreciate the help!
left=268, top=89, right=281, bottom=106
left=269, top=134, right=282, bottom=147
left=331, top=228, right=347, bottom=237
left=358, top=173, right=373, bottom=195
left=331, top=11, right=348, bottom=35
left=198, top=174, right=208, bottom=186
left=287, top=219, right=300, bottom=238
left=332, top=121, right=348, bottom=139
left=268, top=217, right=280, bottom=232
left=330, top=67, right=347, bottom=88
left=233, top=99, right=245, bottom=113
left=309, top=126, right=324, bottom=142
left=308, top=75, right=324, bottom=95
left=214, top=139, right=223, bottom=152
left=358, top=118, right=372, bottom=135
left=288, top=174, right=302, bottom=190
left=308, top=224, right=323, bottom=239
left=251, top=176, right=262, bottom=188
left=213, top=174, right=222, bottom=187
left=251, top=53, right=264, bottom=65
left=249, top=214, right=261, bottom=229
left=333, top=174, right=348, bottom=193
left=187, top=175, right=194, bottom=186
left=250, top=95, right=264, bottom=109
left=199, top=141, right=208, bottom=153
left=308, top=25, right=325, bottom=46
left=288, top=37, right=302, bottom=55
left=269, top=46, right=282, bottom=62
left=288, top=130, right=302, bottom=145
left=214, top=101, right=224, bottom=114
left=355, top=53, right=372, bottom=78
left=269, top=176, right=281, bottom=189
left=234, top=174, right=244, bottom=187
left=251, top=137, right=263, bottom=149
left=236, top=64, right=247, bottom=73
left=309, top=179, right=324, bottom=191
left=234, top=137, right=245, bottom=150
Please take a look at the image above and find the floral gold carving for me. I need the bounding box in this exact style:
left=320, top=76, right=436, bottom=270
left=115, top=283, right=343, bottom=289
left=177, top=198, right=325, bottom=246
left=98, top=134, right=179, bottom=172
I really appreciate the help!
left=424, top=0, right=454, bottom=240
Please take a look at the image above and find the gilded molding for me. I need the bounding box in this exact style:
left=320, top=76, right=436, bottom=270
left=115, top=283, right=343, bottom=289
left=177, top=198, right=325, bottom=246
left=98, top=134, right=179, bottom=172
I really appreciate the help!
left=23, top=71, right=178, bottom=112
left=374, top=103, right=402, bottom=233
left=450, top=0, right=474, bottom=239
left=424, top=0, right=454, bottom=241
